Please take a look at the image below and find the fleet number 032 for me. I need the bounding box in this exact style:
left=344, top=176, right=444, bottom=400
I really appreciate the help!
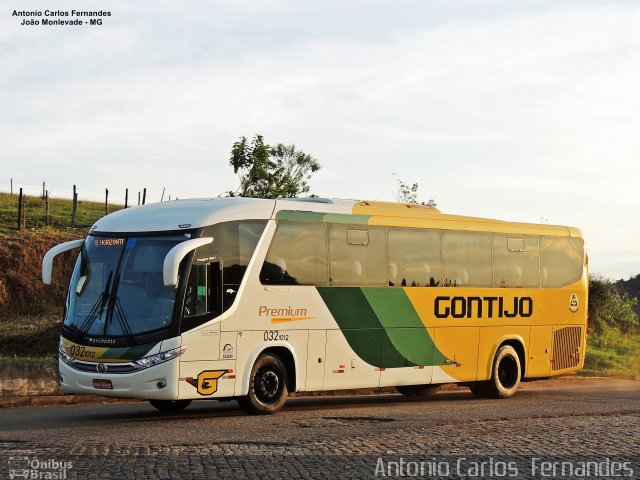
left=264, top=330, right=289, bottom=341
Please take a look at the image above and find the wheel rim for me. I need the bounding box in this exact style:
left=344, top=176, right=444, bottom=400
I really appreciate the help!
left=255, top=368, right=280, bottom=403
left=497, top=356, right=518, bottom=389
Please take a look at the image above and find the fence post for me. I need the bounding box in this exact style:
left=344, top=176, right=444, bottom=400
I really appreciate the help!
left=125, top=188, right=128, bottom=208
left=71, top=185, right=78, bottom=229
left=105, top=189, right=109, bottom=215
left=142, top=188, right=147, bottom=205
left=42, top=182, right=45, bottom=200
left=11, top=178, right=13, bottom=195
left=161, top=187, right=165, bottom=202
left=17, top=188, right=23, bottom=231
left=138, top=191, right=141, bottom=206
left=45, top=190, right=49, bottom=227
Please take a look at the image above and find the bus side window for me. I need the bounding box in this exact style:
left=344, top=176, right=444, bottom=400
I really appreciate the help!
left=260, top=222, right=328, bottom=285
left=493, top=236, right=540, bottom=287
left=387, top=229, right=442, bottom=287
left=184, top=262, right=222, bottom=318
left=184, top=263, right=206, bottom=317
left=443, top=231, right=492, bottom=287
left=329, top=225, right=386, bottom=286
left=540, top=236, right=583, bottom=287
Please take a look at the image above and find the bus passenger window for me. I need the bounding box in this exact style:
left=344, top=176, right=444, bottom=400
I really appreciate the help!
left=260, top=222, right=328, bottom=285
left=540, top=236, right=583, bottom=287
left=388, top=229, right=442, bottom=287
left=493, top=236, right=540, bottom=287
left=329, top=225, right=386, bottom=286
left=443, top=231, right=492, bottom=287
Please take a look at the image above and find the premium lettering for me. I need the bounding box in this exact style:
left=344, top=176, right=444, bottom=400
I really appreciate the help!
left=258, top=305, right=308, bottom=317
left=435, top=296, right=533, bottom=319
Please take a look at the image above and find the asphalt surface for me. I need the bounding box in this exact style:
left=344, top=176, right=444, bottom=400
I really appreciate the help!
left=1, top=377, right=639, bottom=479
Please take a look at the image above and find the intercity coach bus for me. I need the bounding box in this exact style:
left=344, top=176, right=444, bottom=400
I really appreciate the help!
left=42, top=198, right=587, bottom=414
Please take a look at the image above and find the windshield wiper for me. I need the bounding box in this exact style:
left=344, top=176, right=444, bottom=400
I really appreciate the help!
left=77, top=271, right=113, bottom=336
left=104, top=273, right=136, bottom=343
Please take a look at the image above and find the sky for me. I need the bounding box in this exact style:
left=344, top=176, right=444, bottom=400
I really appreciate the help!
left=1, top=1, right=639, bottom=280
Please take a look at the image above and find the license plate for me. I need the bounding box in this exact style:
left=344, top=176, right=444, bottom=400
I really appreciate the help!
left=92, top=379, right=113, bottom=390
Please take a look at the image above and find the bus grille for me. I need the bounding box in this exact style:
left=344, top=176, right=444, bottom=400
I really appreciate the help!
left=69, top=360, right=142, bottom=374
left=551, top=326, right=582, bottom=371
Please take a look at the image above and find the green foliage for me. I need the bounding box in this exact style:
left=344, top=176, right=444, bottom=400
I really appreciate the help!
left=588, top=275, right=639, bottom=333
left=227, top=135, right=321, bottom=198
left=393, top=174, right=437, bottom=207
left=583, top=323, right=640, bottom=377
left=616, top=274, right=640, bottom=316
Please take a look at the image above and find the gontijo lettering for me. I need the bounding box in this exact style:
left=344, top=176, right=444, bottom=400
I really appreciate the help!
left=435, top=296, right=533, bottom=319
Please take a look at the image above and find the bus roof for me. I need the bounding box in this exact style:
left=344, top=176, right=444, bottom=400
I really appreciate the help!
left=89, top=197, right=582, bottom=238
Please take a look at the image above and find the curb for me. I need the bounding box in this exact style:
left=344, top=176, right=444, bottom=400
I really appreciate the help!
left=0, top=395, right=142, bottom=408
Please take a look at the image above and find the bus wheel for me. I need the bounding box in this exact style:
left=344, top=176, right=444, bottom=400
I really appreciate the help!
left=149, top=399, right=192, bottom=412
left=238, top=353, right=289, bottom=415
left=396, top=384, right=441, bottom=397
left=472, top=345, right=521, bottom=399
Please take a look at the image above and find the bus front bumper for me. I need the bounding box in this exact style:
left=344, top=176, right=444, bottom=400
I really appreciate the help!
left=58, top=358, right=180, bottom=400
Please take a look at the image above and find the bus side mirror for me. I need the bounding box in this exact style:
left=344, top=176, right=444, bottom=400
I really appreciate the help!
left=163, top=237, right=214, bottom=287
left=42, top=239, right=85, bottom=285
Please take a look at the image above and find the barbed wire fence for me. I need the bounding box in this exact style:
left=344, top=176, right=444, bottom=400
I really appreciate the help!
left=3, top=178, right=181, bottom=232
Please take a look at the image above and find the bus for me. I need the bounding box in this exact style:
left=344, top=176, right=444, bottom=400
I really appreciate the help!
left=42, top=197, right=587, bottom=414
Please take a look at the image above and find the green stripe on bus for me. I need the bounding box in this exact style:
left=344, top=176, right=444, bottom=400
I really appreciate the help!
left=275, top=210, right=371, bottom=225
left=275, top=211, right=327, bottom=222
left=361, top=288, right=447, bottom=366
left=317, top=287, right=411, bottom=368
left=98, top=343, right=156, bottom=360
left=322, top=213, right=370, bottom=225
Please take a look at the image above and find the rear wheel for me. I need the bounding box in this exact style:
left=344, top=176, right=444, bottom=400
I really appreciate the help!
left=238, top=353, right=289, bottom=415
left=149, top=399, right=192, bottom=412
left=469, top=345, right=521, bottom=399
left=396, top=384, right=441, bottom=397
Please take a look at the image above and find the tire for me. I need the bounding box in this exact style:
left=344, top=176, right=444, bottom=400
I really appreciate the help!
left=238, top=353, right=289, bottom=415
left=149, top=399, right=192, bottom=412
left=470, top=345, right=521, bottom=399
left=395, top=384, right=442, bottom=397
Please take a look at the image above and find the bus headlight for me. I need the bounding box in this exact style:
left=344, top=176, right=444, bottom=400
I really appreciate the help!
left=135, top=346, right=187, bottom=369
left=59, top=346, right=74, bottom=364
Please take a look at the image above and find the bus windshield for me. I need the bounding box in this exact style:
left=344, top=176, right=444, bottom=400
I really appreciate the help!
left=64, top=235, right=188, bottom=337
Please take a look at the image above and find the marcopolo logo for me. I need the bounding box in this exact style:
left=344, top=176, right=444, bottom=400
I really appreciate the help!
left=8, top=456, right=73, bottom=479
left=434, top=296, right=533, bottom=319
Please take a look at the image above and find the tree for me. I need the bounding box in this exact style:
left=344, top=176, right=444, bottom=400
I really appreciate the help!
left=393, top=173, right=437, bottom=207
left=227, top=135, right=321, bottom=198
left=588, top=274, right=639, bottom=333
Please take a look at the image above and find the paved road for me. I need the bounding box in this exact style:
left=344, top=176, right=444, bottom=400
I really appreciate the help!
left=1, top=377, right=639, bottom=479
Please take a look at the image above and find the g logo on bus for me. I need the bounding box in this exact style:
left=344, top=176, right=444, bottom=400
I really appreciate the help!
left=186, top=370, right=226, bottom=395
left=96, top=363, right=108, bottom=374
left=569, top=294, right=579, bottom=313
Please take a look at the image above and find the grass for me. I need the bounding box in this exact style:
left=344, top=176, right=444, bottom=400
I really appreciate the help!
left=0, top=314, right=60, bottom=360
left=0, top=191, right=123, bottom=234
left=582, top=324, right=640, bottom=377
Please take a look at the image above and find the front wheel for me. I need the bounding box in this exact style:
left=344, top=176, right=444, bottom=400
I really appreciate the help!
left=238, top=353, right=289, bottom=415
left=469, top=345, right=521, bottom=399
left=149, top=399, right=192, bottom=412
